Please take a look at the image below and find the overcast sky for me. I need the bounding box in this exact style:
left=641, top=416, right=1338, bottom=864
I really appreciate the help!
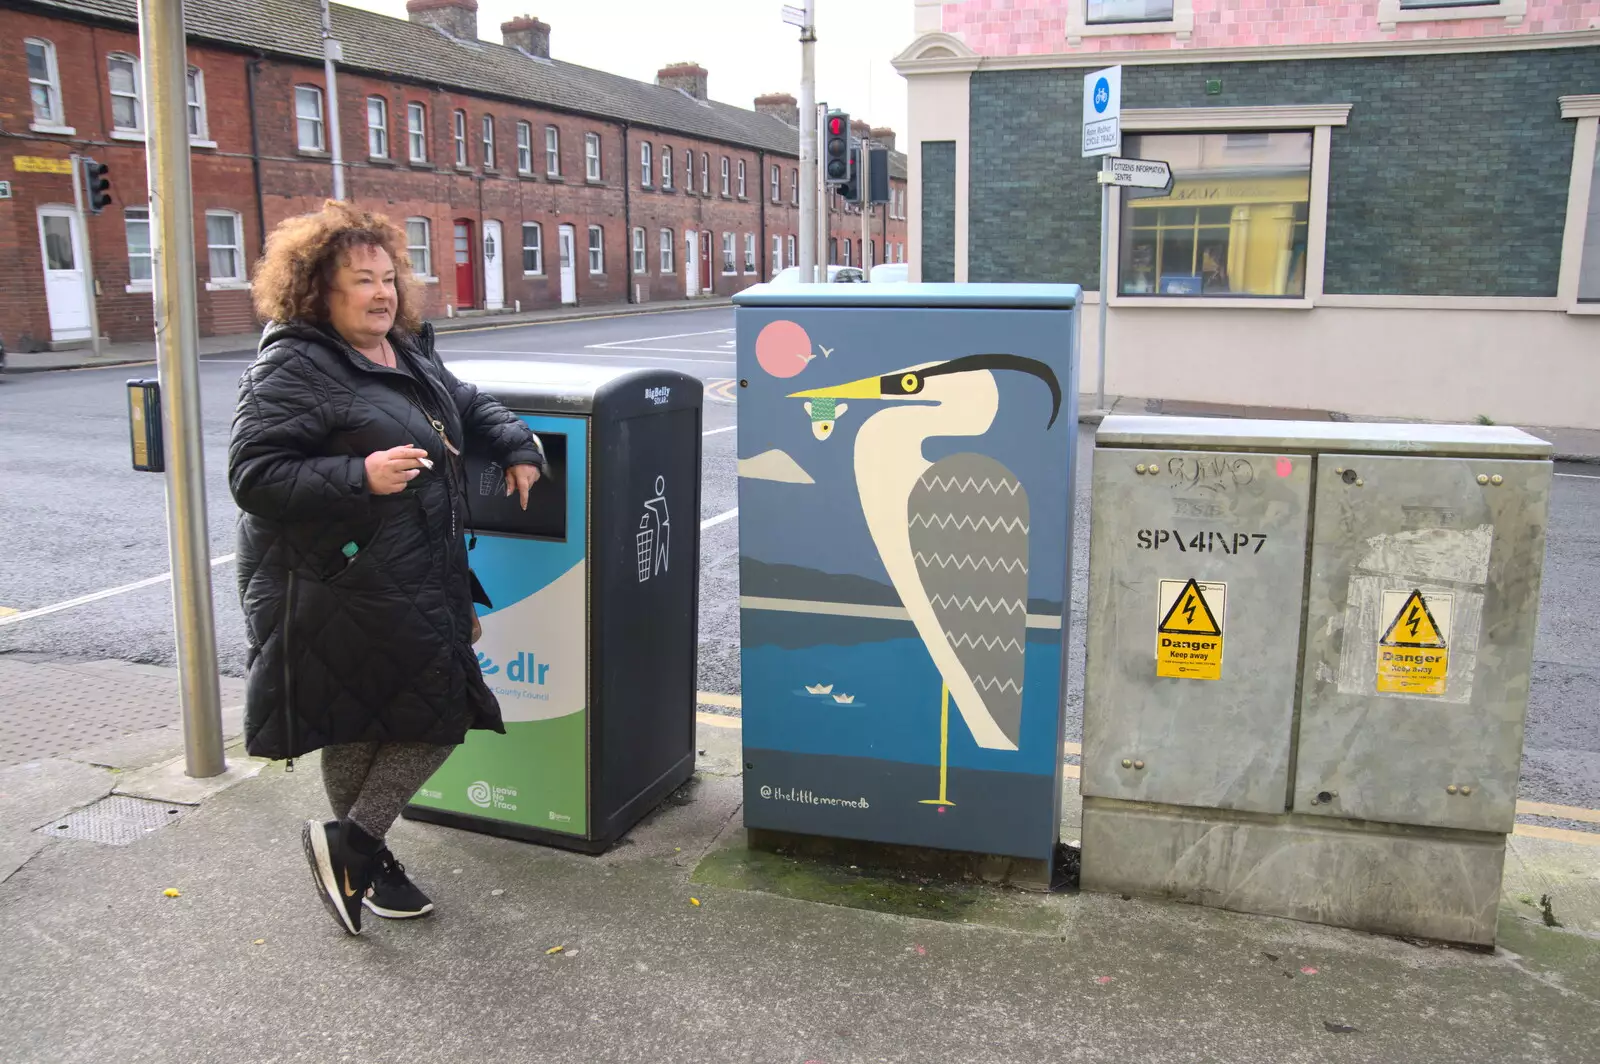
left=344, top=0, right=915, bottom=138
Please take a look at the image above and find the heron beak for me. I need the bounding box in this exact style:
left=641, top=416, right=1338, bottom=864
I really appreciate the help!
left=787, top=376, right=882, bottom=400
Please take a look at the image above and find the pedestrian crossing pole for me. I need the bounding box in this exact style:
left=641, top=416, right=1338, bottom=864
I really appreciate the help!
left=793, top=0, right=816, bottom=283
left=138, top=0, right=226, bottom=779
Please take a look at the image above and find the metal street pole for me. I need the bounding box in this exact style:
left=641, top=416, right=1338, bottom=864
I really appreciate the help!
left=797, top=0, right=816, bottom=284
left=68, top=154, right=104, bottom=358
left=816, top=103, right=829, bottom=279
left=859, top=141, right=870, bottom=270
left=1096, top=156, right=1111, bottom=414
left=320, top=0, right=346, bottom=200
left=138, top=0, right=225, bottom=779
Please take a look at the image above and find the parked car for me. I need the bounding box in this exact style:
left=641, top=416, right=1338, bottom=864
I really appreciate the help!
left=770, top=265, right=867, bottom=286
left=870, top=263, right=909, bottom=284
left=0, top=333, right=7, bottom=374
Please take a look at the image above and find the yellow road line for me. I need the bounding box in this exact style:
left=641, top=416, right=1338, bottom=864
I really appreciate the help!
left=1513, top=822, right=1600, bottom=846
left=1063, top=741, right=1081, bottom=756
left=0, top=607, right=17, bottom=618
left=1516, top=799, right=1600, bottom=826
left=1063, top=764, right=1080, bottom=780
left=697, top=691, right=741, bottom=710
left=695, top=711, right=740, bottom=730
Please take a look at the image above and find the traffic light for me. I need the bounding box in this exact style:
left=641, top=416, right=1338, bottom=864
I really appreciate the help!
left=823, top=110, right=850, bottom=185
left=81, top=157, right=111, bottom=214
left=839, top=143, right=861, bottom=204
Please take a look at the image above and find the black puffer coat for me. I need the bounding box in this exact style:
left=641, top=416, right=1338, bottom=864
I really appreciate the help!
left=230, top=320, right=545, bottom=761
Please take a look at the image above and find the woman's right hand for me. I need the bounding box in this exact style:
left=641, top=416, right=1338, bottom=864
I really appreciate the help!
left=364, top=445, right=430, bottom=495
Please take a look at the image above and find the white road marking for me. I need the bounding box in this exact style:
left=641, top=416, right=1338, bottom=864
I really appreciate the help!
left=0, top=555, right=238, bottom=628
left=1554, top=472, right=1600, bottom=480
left=702, top=425, right=736, bottom=437
left=700, top=507, right=738, bottom=530
left=591, top=346, right=736, bottom=356
left=439, top=348, right=733, bottom=366
left=588, top=328, right=733, bottom=349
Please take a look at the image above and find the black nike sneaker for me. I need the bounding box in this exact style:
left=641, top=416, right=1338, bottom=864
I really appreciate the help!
left=364, top=848, right=435, bottom=919
left=302, top=819, right=373, bottom=935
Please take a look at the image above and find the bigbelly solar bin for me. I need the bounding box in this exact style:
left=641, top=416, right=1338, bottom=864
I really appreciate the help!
left=403, top=360, right=702, bottom=854
left=732, top=283, right=1082, bottom=877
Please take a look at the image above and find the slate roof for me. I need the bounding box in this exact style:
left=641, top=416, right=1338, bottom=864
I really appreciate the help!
left=25, top=0, right=853, bottom=160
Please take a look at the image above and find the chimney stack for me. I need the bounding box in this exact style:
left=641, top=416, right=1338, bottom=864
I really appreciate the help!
left=406, top=0, right=478, bottom=41
left=870, top=127, right=896, bottom=151
left=502, top=14, right=550, bottom=58
left=656, top=62, right=708, bottom=102
left=754, top=93, right=800, bottom=127
left=850, top=119, right=872, bottom=142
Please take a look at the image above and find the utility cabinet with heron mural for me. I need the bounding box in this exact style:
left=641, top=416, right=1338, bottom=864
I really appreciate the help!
left=1081, top=417, right=1552, bottom=946
left=732, top=284, right=1081, bottom=877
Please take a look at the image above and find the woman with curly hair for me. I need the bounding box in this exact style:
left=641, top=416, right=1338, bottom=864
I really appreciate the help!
left=229, top=201, right=547, bottom=935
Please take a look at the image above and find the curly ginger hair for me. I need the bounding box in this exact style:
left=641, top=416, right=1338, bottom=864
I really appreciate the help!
left=252, top=200, right=423, bottom=332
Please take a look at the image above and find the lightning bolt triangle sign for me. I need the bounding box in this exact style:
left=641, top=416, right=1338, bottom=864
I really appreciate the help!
left=1379, top=589, right=1446, bottom=649
left=1157, top=578, right=1222, bottom=637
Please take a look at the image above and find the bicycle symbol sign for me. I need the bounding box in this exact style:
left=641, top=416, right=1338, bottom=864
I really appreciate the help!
left=1094, top=78, right=1110, bottom=113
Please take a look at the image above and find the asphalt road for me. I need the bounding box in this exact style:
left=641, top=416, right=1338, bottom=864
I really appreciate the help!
left=0, top=306, right=1595, bottom=815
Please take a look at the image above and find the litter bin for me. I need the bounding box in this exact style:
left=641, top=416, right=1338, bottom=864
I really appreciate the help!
left=403, top=360, right=703, bottom=854
left=1081, top=416, right=1551, bottom=945
left=733, top=284, right=1082, bottom=868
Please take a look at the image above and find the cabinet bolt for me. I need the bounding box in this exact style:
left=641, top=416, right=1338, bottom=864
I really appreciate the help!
left=1121, top=759, right=1132, bottom=769
left=1491, top=475, right=1503, bottom=486
left=1477, top=474, right=1489, bottom=485
left=1133, top=760, right=1145, bottom=771
left=1446, top=784, right=1458, bottom=795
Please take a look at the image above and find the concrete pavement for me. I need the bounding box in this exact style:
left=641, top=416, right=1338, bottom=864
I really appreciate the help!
left=2, top=667, right=1598, bottom=1063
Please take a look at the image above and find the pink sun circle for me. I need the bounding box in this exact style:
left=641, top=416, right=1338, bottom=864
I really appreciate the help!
left=755, top=320, right=813, bottom=378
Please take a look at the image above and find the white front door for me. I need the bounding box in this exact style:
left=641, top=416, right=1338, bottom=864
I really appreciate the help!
left=558, top=225, right=577, bottom=305
left=37, top=207, right=90, bottom=341
left=482, top=220, right=504, bottom=311
left=685, top=233, right=699, bottom=298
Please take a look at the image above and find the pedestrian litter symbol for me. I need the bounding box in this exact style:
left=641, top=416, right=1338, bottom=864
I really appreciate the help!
left=1377, top=588, right=1451, bottom=696
left=636, top=475, right=671, bottom=583
left=1156, top=578, right=1226, bottom=681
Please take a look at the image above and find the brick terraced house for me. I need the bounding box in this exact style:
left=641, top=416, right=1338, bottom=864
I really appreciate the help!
left=0, top=0, right=907, bottom=349
left=896, top=0, right=1600, bottom=429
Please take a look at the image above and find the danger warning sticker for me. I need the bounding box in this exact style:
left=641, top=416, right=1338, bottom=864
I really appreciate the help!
left=1156, top=578, right=1226, bottom=681
left=1377, top=588, right=1452, bottom=696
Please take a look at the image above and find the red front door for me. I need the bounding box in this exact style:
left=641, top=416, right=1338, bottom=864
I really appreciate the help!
left=453, top=220, right=476, bottom=309
left=700, top=231, right=713, bottom=293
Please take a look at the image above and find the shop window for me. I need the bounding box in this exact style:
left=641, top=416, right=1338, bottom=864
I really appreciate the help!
left=1117, top=131, right=1311, bottom=299
left=1087, top=0, right=1172, bottom=22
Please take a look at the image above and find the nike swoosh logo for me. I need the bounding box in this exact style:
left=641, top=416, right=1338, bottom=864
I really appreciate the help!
left=343, top=868, right=358, bottom=898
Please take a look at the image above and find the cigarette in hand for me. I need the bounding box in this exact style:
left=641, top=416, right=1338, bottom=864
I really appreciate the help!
left=416, top=457, right=434, bottom=470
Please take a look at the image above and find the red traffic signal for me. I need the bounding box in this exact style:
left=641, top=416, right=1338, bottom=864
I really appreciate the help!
left=824, top=110, right=850, bottom=186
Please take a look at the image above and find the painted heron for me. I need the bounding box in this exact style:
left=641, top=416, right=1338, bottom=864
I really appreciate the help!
left=789, top=354, right=1061, bottom=806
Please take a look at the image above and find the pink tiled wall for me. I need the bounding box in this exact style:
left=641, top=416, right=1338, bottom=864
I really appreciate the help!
left=940, top=1, right=1600, bottom=56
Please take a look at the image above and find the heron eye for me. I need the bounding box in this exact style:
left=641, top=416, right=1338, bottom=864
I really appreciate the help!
left=900, top=373, right=920, bottom=393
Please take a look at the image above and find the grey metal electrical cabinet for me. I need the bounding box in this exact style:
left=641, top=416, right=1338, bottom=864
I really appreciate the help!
left=1080, top=417, right=1552, bottom=947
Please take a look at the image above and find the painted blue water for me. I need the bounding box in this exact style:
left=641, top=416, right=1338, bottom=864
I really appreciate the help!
left=742, top=625, right=1062, bottom=779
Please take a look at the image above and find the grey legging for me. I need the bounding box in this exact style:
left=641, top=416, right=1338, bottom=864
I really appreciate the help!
left=321, top=742, right=455, bottom=841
